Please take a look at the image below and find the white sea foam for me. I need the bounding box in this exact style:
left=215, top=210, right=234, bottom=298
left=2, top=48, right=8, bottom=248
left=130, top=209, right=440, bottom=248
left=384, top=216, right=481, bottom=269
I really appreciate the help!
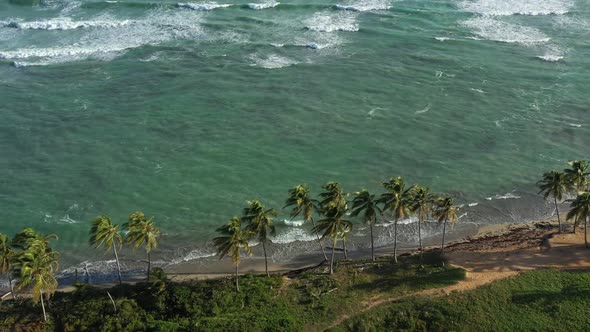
left=283, top=219, right=305, bottom=227
left=434, top=37, right=451, bottom=41
left=537, top=54, right=564, bottom=62
left=568, top=123, right=582, bottom=128
left=247, top=1, right=279, bottom=10
left=250, top=53, right=298, bottom=69
left=485, top=192, right=521, bottom=200
left=169, top=249, right=216, bottom=265
left=1, top=9, right=204, bottom=65
left=462, top=17, right=550, bottom=45
left=459, top=0, right=573, bottom=16
left=336, top=0, right=391, bottom=12
left=272, top=228, right=316, bottom=244
left=178, top=2, right=232, bottom=11
left=468, top=202, right=479, bottom=207
left=305, top=11, right=359, bottom=32
left=2, top=18, right=134, bottom=30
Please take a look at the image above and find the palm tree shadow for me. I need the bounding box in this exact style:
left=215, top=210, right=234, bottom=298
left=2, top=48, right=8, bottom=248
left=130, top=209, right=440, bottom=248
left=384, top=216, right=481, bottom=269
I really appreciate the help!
left=352, top=253, right=465, bottom=293
left=511, top=286, right=590, bottom=307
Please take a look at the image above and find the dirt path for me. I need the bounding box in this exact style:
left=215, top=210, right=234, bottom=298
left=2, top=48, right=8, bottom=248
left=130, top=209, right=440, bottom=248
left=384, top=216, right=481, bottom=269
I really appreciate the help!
left=323, top=228, right=590, bottom=331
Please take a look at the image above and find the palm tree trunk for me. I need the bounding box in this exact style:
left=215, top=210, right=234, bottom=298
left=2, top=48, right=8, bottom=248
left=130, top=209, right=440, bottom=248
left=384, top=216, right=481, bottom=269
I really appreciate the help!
left=235, top=263, right=240, bottom=292
left=393, top=218, right=398, bottom=263
left=574, top=215, right=578, bottom=234
left=554, top=196, right=561, bottom=233
left=585, top=216, right=588, bottom=249
left=262, top=240, right=269, bottom=277
left=418, top=215, right=424, bottom=267
left=40, top=289, right=47, bottom=322
left=342, top=238, right=348, bottom=260
left=441, top=219, right=447, bottom=265
left=113, top=243, right=122, bottom=285
left=370, top=223, right=375, bottom=262
left=8, top=274, right=16, bottom=301
left=311, top=218, right=328, bottom=261
left=146, top=251, right=151, bottom=281
left=330, top=237, right=337, bottom=274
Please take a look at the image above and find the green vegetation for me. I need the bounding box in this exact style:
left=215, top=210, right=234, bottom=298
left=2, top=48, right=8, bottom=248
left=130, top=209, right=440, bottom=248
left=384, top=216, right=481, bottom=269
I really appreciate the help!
left=336, top=269, right=590, bottom=332
left=350, top=190, right=381, bottom=262
left=537, top=170, right=571, bottom=232
left=242, top=200, right=278, bottom=277
left=0, top=253, right=464, bottom=331
left=379, top=177, right=414, bottom=263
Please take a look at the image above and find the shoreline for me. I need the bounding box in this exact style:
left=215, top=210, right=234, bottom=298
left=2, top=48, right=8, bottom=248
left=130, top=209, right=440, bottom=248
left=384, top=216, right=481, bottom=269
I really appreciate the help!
left=62, top=218, right=557, bottom=290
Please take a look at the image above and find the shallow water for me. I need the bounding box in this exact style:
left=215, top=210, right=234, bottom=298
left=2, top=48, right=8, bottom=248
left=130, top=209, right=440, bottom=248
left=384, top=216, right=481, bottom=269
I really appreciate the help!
left=0, top=0, right=588, bottom=271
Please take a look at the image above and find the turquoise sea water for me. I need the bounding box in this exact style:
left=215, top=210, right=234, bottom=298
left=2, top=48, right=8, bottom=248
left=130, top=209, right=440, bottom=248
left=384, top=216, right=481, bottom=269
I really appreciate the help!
left=0, top=0, right=589, bottom=272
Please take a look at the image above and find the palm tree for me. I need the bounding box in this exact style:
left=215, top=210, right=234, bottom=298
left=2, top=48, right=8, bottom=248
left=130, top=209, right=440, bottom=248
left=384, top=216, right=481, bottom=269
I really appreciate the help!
left=89, top=216, right=124, bottom=285
left=285, top=184, right=328, bottom=261
left=11, top=227, right=57, bottom=251
left=537, top=170, right=571, bottom=233
left=564, top=160, right=590, bottom=191
left=379, top=177, right=414, bottom=263
left=433, top=196, right=460, bottom=259
left=242, top=200, right=277, bottom=277
left=409, top=186, right=437, bottom=266
left=12, top=233, right=59, bottom=322
left=213, top=217, right=252, bottom=291
left=564, top=161, right=590, bottom=232
left=316, top=182, right=351, bottom=274
left=567, top=193, right=590, bottom=248
left=350, top=190, right=381, bottom=261
left=0, top=233, right=16, bottom=300
left=124, top=212, right=160, bottom=280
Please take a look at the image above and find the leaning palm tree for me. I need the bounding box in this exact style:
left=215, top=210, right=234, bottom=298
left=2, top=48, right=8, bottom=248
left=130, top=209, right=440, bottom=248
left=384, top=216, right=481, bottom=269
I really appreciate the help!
left=89, top=216, right=124, bottom=285
left=567, top=192, right=590, bottom=248
left=318, top=182, right=351, bottom=260
left=314, top=212, right=352, bottom=274
left=242, top=200, right=277, bottom=277
left=433, top=196, right=460, bottom=259
left=124, top=212, right=160, bottom=280
left=537, top=170, right=571, bottom=233
left=409, top=186, right=437, bottom=266
left=315, top=182, right=351, bottom=273
left=12, top=235, right=59, bottom=322
left=350, top=190, right=382, bottom=261
left=379, top=177, right=414, bottom=263
left=285, top=184, right=328, bottom=261
left=11, top=227, right=57, bottom=251
left=564, top=161, right=590, bottom=232
left=213, top=217, right=253, bottom=291
left=0, top=233, right=17, bottom=300
left=564, top=160, right=590, bottom=191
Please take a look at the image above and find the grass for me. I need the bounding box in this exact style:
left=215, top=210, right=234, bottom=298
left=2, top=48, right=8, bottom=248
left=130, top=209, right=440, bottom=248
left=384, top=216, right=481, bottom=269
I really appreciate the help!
left=0, top=252, right=465, bottom=332
left=335, top=269, right=590, bottom=332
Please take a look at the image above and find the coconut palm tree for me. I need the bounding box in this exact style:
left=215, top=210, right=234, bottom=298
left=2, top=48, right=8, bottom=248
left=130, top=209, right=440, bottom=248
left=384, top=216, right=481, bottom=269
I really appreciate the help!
left=124, top=212, right=160, bottom=280
left=379, top=177, right=414, bottom=263
left=350, top=190, right=381, bottom=261
left=537, top=170, right=571, bottom=233
left=564, top=160, right=590, bottom=191
left=316, top=182, right=351, bottom=274
left=11, top=227, right=57, bottom=251
left=567, top=192, right=590, bottom=248
left=213, top=217, right=252, bottom=291
left=564, top=161, right=590, bottom=232
left=433, top=196, right=460, bottom=259
left=318, top=182, right=351, bottom=259
left=285, top=184, right=328, bottom=261
left=242, top=200, right=277, bottom=277
left=12, top=234, right=59, bottom=322
left=409, top=186, right=437, bottom=266
left=0, top=233, right=16, bottom=300
left=89, top=216, right=124, bottom=285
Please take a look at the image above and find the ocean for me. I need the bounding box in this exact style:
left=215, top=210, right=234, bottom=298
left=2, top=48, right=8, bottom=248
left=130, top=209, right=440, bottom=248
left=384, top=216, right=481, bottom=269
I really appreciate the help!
left=0, top=0, right=588, bottom=277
